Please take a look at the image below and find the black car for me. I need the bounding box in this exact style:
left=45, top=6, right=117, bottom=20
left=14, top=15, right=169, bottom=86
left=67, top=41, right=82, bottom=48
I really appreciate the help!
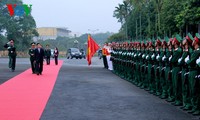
left=98, top=49, right=102, bottom=59
left=67, top=48, right=82, bottom=59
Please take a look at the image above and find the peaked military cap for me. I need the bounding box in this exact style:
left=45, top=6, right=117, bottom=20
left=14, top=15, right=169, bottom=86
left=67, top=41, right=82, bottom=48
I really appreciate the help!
left=186, top=33, right=193, bottom=43
left=164, top=36, right=169, bottom=42
left=156, top=37, right=162, bottom=46
left=173, top=34, right=182, bottom=44
left=194, top=33, right=200, bottom=44
left=162, top=36, right=169, bottom=46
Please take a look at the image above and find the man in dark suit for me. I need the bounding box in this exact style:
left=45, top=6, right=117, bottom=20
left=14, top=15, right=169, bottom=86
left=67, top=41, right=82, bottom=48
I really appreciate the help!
left=34, top=43, right=45, bottom=75
left=29, top=42, right=36, bottom=74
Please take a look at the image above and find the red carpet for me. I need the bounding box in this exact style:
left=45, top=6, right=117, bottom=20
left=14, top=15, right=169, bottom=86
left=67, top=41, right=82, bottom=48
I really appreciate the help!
left=0, top=60, right=63, bottom=120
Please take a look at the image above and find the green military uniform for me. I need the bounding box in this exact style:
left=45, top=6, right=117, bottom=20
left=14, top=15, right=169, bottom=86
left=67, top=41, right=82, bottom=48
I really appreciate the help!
left=179, top=33, right=193, bottom=110
left=135, top=43, right=142, bottom=86
left=140, top=42, right=146, bottom=88
left=155, top=38, right=162, bottom=96
left=146, top=41, right=153, bottom=91
left=159, top=37, right=168, bottom=99
left=186, top=33, right=200, bottom=115
left=142, top=42, right=149, bottom=89
left=195, top=53, right=200, bottom=114
left=149, top=43, right=156, bottom=94
left=29, top=42, right=36, bottom=73
left=166, top=39, right=174, bottom=102
left=171, top=35, right=183, bottom=106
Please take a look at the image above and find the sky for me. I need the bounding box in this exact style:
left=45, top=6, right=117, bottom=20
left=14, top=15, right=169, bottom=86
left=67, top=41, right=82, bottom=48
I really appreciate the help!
left=22, top=0, right=123, bottom=34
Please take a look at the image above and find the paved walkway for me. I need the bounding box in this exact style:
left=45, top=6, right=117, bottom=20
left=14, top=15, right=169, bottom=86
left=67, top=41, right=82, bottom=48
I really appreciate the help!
left=41, top=65, right=195, bottom=120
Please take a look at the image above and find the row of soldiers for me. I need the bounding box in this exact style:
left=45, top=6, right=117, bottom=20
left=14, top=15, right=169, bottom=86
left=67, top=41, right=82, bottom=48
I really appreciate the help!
left=110, top=33, right=200, bottom=115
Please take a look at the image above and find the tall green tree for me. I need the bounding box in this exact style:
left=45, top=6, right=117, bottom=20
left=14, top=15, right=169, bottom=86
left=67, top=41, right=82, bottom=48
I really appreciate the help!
left=112, top=0, right=200, bottom=42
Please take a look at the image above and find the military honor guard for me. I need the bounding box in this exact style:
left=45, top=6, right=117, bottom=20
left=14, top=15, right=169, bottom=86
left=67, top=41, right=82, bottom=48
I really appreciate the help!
left=110, top=33, right=200, bottom=115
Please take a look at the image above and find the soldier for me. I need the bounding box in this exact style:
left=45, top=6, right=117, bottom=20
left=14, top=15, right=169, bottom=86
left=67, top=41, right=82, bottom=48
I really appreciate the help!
left=126, top=42, right=133, bottom=81
left=135, top=42, right=142, bottom=86
left=140, top=41, right=147, bottom=88
left=195, top=49, right=200, bottom=115
left=149, top=40, right=156, bottom=93
left=143, top=41, right=149, bottom=89
left=102, top=43, right=108, bottom=69
left=166, top=38, right=174, bottom=102
left=132, top=42, right=138, bottom=84
left=171, top=35, right=183, bottom=106
left=155, top=38, right=162, bottom=96
left=146, top=40, right=154, bottom=91
left=29, top=42, right=36, bottom=74
left=186, top=33, right=200, bottom=115
left=179, top=33, right=193, bottom=110
left=45, top=44, right=51, bottom=65
left=4, top=39, right=17, bottom=72
left=159, top=37, right=168, bottom=99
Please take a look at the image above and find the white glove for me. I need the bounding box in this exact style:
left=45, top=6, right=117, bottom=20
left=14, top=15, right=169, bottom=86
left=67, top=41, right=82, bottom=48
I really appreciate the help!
left=142, top=54, right=145, bottom=58
left=156, top=54, right=160, bottom=60
left=196, top=56, right=200, bottom=64
left=178, top=57, right=182, bottom=63
left=169, top=55, right=172, bottom=61
left=162, top=55, right=166, bottom=61
left=151, top=54, right=155, bottom=59
left=146, top=55, right=149, bottom=60
left=184, top=55, right=189, bottom=63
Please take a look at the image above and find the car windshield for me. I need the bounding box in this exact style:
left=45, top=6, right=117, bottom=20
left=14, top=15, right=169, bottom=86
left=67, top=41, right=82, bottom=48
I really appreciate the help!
left=70, top=48, right=80, bottom=52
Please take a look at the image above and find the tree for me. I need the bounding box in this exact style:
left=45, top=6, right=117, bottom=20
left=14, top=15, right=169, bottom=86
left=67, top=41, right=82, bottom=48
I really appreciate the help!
left=113, top=1, right=131, bottom=39
left=114, top=0, right=200, bottom=42
left=0, top=0, right=38, bottom=51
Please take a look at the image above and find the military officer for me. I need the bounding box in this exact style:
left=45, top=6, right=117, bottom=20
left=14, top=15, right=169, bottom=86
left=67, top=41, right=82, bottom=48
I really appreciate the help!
left=166, top=38, right=174, bottom=102
left=155, top=38, right=162, bottom=96
left=179, top=33, right=193, bottom=110
left=149, top=40, right=156, bottom=94
left=186, top=33, right=200, bottom=115
left=4, top=39, right=17, bottom=72
left=146, top=40, right=154, bottom=91
left=29, top=42, right=36, bottom=74
left=171, top=35, right=183, bottom=106
left=159, top=37, right=168, bottom=99
left=139, top=41, right=146, bottom=88
left=135, top=42, right=142, bottom=86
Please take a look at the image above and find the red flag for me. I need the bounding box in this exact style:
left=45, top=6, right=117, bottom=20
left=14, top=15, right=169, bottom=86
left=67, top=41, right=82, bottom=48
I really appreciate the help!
left=87, top=34, right=100, bottom=65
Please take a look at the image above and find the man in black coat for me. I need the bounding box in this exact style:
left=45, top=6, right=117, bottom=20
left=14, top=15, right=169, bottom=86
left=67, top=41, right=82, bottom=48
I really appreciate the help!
left=4, top=39, right=17, bottom=72
left=34, top=43, right=45, bottom=75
